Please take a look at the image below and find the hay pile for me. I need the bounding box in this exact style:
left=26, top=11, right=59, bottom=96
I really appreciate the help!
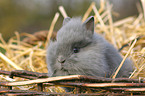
left=0, top=1, right=145, bottom=93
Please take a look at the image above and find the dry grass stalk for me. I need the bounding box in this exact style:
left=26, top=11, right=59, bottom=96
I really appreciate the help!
left=0, top=52, right=23, bottom=70
left=106, top=3, right=117, bottom=48
left=82, top=2, right=95, bottom=22
left=0, top=34, right=7, bottom=45
left=59, top=6, right=68, bottom=18
left=45, top=12, right=59, bottom=47
left=92, top=4, right=109, bottom=36
left=15, top=32, right=20, bottom=46
left=113, top=17, right=134, bottom=27
left=141, top=0, right=145, bottom=19
left=112, top=39, right=137, bottom=79
left=131, top=59, right=145, bottom=78
left=98, top=0, right=105, bottom=13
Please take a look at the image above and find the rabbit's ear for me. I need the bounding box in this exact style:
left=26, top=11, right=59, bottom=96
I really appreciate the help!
left=63, top=17, right=71, bottom=26
left=83, top=16, right=94, bottom=33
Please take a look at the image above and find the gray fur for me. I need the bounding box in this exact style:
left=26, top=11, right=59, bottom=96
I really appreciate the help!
left=46, top=16, right=133, bottom=78
left=63, top=17, right=71, bottom=26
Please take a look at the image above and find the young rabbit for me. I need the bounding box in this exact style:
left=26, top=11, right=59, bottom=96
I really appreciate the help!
left=46, top=16, right=133, bottom=78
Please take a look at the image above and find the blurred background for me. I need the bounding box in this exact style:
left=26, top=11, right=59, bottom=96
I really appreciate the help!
left=0, top=0, right=140, bottom=41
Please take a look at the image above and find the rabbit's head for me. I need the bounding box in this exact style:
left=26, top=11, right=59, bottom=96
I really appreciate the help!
left=47, top=16, right=108, bottom=77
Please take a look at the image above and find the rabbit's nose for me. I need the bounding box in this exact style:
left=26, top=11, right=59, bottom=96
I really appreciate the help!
left=57, top=55, right=66, bottom=63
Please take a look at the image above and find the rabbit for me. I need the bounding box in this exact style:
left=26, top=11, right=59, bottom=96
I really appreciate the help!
left=46, top=16, right=133, bottom=78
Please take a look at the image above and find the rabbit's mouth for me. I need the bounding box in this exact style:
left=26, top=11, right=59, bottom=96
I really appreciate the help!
left=60, top=64, right=69, bottom=71
left=61, top=67, right=68, bottom=71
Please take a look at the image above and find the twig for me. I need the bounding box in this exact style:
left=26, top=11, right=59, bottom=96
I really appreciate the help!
left=0, top=70, right=48, bottom=79
left=1, top=75, right=145, bottom=86
left=106, top=87, right=145, bottom=92
left=0, top=89, right=50, bottom=95
left=56, top=82, right=145, bottom=88
left=82, top=83, right=145, bottom=87
left=0, top=71, right=145, bottom=83
left=0, top=89, right=133, bottom=95
left=125, top=88, right=145, bottom=92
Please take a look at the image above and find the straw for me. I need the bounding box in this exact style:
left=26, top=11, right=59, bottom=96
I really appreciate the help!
left=92, top=4, right=110, bottom=36
left=0, top=52, right=23, bottom=70
left=45, top=12, right=59, bottom=47
left=113, top=17, right=134, bottom=27
left=59, top=6, right=68, bottom=18
left=112, top=39, right=137, bottom=79
left=82, top=2, right=95, bottom=22
left=98, top=0, right=105, bottom=13
left=141, top=0, right=145, bottom=20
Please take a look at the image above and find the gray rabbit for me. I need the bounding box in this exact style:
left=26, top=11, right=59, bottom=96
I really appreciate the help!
left=46, top=16, right=133, bottom=78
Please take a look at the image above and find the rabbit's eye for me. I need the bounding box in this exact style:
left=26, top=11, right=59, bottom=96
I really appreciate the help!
left=73, top=47, right=79, bottom=53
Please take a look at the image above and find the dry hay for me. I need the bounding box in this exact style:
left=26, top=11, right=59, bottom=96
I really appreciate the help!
left=0, top=0, right=145, bottom=94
